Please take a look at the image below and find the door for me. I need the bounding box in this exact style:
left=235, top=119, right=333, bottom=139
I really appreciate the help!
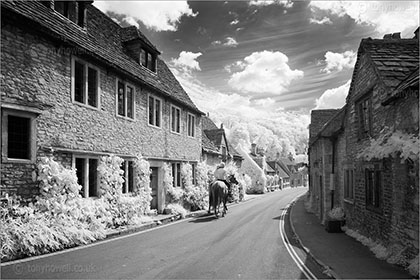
left=150, top=167, right=158, bottom=210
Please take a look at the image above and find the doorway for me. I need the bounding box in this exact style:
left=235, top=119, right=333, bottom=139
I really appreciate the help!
left=150, top=167, right=158, bottom=210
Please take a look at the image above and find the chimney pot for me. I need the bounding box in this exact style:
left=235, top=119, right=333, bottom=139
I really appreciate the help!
left=391, top=32, right=401, bottom=39
left=220, top=123, right=224, bottom=129
left=383, top=34, right=392, bottom=39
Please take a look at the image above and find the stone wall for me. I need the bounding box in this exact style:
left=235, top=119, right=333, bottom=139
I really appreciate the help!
left=1, top=22, right=202, bottom=198
left=344, top=52, right=419, bottom=259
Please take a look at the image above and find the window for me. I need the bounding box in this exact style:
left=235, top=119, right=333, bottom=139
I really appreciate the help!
left=344, top=169, right=355, bottom=201
left=187, top=113, right=195, bottom=137
left=365, top=168, right=381, bottom=210
left=171, top=105, right=181, bottom=133
left=172, top=163, right=181, bottom=187
left=75, top=157, right=98, bottom=198
left=148, top=95, right=161, bottom=127
left=1, top=110, right=36, bottom=162
left=54, top=1, right=85, bottom=27
left=117, top=81, right=135, bottom=119
left=140, top=48, right=156, bottom=72
left=357, top=95, right=372, bottom=138
left=72, top=58, right=100, bottom=108
left=121, top=160, right=135, bottom=193
left=192, top=164, right=196, bottom=185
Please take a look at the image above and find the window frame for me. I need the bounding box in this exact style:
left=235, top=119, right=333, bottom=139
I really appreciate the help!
left=71, top=57, right=101, bottom=110
left=356, top=93, right=373, bottom=140
left=170, top=105, right=181, bottom=134
left=344, top=168, right=355, bottom=203
left=147, top=94, right=163, bottom=129
left=115, top=79, right=136, bottom=120
left=53, top=1, right=86, bottom=28
left=365, top=165, right=382, bottom=212
left=187, top=113, right=196, bottom=138
left=72, top=154, right=99, bottom=198
left=139, top=47, right=157, bottom=73
left=121, top=159, right=135, bottom=194
left=172, top=162, right=182, bottom=188
left=1, top=109, right=37, bottom=163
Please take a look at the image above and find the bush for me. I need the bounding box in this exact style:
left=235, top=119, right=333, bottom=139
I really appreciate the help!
left=182, top=162, right=208, bottom=211
left=166, top=203, right=188, bottom=219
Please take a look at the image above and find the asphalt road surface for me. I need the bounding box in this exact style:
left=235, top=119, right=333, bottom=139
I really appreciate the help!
left=2, top=187, right=327, bottom=279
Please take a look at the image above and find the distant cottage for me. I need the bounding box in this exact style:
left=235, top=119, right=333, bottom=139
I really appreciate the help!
left=309, top=29, right=419, bottom=264
left=1, top=1, right=203, bottom=213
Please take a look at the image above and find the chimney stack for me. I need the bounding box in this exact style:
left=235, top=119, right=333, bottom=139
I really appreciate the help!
left=414, top=27, right=419, bottom=39
left=220, top=123, right=224, bottom=129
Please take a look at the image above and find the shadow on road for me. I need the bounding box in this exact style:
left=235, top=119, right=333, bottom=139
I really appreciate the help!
left=188, top=215, right=219, bottom=223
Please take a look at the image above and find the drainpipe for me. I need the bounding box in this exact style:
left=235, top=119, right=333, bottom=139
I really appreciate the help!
left=330, top=137, right=336, bottom=210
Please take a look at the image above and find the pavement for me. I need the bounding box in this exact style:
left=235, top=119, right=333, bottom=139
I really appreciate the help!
left=290, top=194, right=414, bottom=279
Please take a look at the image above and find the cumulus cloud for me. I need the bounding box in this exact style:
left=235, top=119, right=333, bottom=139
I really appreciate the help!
left=309, top=1, right=419, bottom=36
left=227, top=51, right=304, bottom=95
left=212, top=37, right=239, bottom=48
left=94, top=1, right=197, bottom=31
left=171, top=51, right=202, bottom=75
left=314, top=80, right=350, bottom=109
left=309, top=17, right=332, bottom=25
left=249, top=0, right=293, bottom=8
left=321, top=50, right=356, bottom=73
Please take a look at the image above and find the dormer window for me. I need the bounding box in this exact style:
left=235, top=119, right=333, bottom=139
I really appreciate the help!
left=54, top=1, right=86, bottom=27
left=140, top=48, right=156, bottom=72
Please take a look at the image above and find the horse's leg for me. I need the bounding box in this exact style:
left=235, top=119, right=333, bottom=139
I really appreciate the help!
left=208, top=190, right=212, bottom=214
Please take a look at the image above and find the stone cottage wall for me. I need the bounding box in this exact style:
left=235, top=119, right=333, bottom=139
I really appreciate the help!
left=1, top=21, right=201, bottom=198
left=344, top=52, right=419, bottom=259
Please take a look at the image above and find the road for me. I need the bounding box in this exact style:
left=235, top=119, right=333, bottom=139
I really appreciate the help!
left=1, top=187, right=327, bottom=279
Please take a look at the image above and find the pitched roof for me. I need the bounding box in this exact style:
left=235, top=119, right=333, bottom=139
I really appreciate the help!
left=309, top=109, right=339, bottom=144
left=382, top=67, right=419, bottom=105
left=1, top=1, right=202, bottom=114
left=309, top=106, right=347, bottom=146
left=360, top=37, right=419, bottom=90
left=202, top=131, right=220, bottom=154
left=202, top=116, right=219, bottom=130
left=121, top=26, right=160, bottom=54
left=266, top=162, right=275, bottom=173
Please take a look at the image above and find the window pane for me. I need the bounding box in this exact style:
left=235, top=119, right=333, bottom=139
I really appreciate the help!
left=74, top=61, right=84, bottom=103
left=191, top=116, right=195, bottom=136
left=121, top=161, right=127, bottom=194
left=55, top=1, right=67, bottom=16
left=149, top=97, right=154, bottom=125
left=76, top=158, right=85, bottom=197
left=176, top=163, right=181, bottom=187
left=88, top=159, right=98, bottom=197
left=8, top=115, right=30, bottom=159
left=67, top=1, right=77, bottom=23
left=171, top=107, right=175, bottom=131
left=176, top=109, right=180, bottom=133
left=127, top=86, right=134, bottom=118
left=117, top=81, right=125, bottom=116
left=155, top=99, right=161, bottom=127
left=128, top=161, right=134, bottom=193
left=77, top=2, right=85, bottom=27
left=140, top=49, right=147, bottom=67
left=87, top=67, right=97, bottom=107
left=374, top=171, right=381, bottom=207
left=147, top=53, right=153, bottom=70
left=172, top=163, right=176, bottom=187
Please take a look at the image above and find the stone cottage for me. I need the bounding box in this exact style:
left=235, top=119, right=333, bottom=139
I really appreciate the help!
left=309, top=29, right=419, bottom=263
left=308, top=107, right=346, bottom=222
left=201, top=115, right=243, bottom=168
left=1, top=1, right=203, bottom=213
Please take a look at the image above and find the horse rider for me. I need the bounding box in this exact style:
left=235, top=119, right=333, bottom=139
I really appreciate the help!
left=213, top=162, right=231, bottom=194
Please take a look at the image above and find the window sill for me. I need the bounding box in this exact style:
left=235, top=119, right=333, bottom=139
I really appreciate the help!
left=116, top=114, right=135, bottom=122
left=2, top=158, right=35, bottom=164
left=170, top=130, right=181, bottom=136
left=344, top=198, right=354, bottom=205
left=73, top=101, right=100, bottom=111
left=147, top=123, right=162, bottom=130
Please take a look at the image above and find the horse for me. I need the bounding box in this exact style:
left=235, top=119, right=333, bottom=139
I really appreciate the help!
left=208, top=174, right=238, bottom=218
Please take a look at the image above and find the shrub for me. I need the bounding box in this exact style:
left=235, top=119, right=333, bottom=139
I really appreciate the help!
left=182, top=163, right=208, bottom=211
left=327, top=207, right=345, bottom=221
left=164, top=163, right=184, bottom=204
left=133, top=154, right=152, bottom=215
left=166, top=203, right=188, bottom=219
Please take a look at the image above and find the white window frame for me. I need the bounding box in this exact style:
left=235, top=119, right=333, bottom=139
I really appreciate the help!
left=115, top=79, right=136, bottom=120
left=148, top=94, right=163, bottom=128
left=172, top=162, right=182, bottom=188
left=122, top=159, right=135, bottom=194
left=72, top=155, right=99, bottom=198
left=1, top=108, right=37, bottom=163
left=71, top=57, right=101, bottom=110
left=187, top=113, right=196, bottom=137
left=170, top=105, right=181, bottom=134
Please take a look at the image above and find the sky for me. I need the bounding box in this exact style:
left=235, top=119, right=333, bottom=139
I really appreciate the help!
left=94, top=1, right=419, bottom=155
